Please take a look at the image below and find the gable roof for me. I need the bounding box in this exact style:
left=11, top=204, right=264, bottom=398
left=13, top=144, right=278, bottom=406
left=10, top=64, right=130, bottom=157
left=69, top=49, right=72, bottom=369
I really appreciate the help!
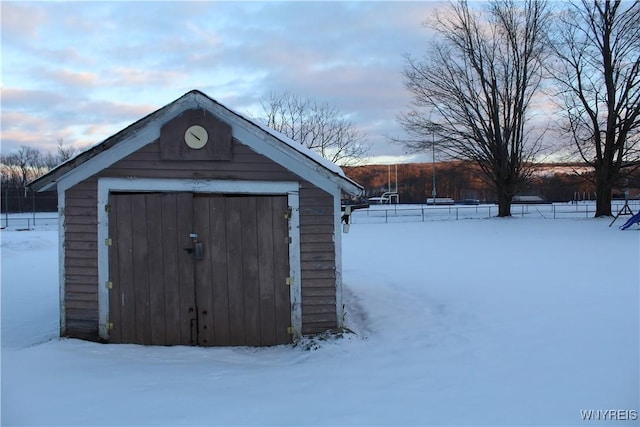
left=29, top=90, right=363, bottom=196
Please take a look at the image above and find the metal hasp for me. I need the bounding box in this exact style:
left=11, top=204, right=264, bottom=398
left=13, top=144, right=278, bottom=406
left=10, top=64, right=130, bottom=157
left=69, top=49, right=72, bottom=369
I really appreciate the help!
left=184, top=233, right=204, bottom=260
left=194, top=242, right=204, bottom=260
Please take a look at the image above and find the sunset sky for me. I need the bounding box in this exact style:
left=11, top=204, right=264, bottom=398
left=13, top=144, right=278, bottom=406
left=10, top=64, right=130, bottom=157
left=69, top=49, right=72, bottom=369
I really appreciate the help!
left=2, top=1, right=448, bottom=164
left=1, top=1, right=557, bottom=165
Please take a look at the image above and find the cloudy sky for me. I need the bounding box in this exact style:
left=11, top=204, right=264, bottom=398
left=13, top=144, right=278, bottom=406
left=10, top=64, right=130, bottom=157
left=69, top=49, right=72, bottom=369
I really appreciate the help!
left=2, top=1, right=456, bottom=164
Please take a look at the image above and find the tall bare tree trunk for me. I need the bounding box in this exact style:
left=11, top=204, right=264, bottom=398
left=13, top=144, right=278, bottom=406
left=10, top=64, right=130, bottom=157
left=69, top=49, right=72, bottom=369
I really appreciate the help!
left=498, top=191, right=513, bottom=217
left=398, top=0, right=550, bottom=218
left=550, top=1, right=640, bottom=217
left=595, top=166, right=614, bottom=217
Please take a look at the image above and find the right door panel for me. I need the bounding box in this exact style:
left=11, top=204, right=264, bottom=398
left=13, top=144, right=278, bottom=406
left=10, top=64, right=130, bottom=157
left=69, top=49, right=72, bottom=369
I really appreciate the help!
left=193, top=194, right=292, bottom=346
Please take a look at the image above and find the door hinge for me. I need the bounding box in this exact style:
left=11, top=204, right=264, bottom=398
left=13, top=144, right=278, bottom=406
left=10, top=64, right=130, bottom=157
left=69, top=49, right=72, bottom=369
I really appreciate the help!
left=285, top=236, right=292, bottom=244
left=105, top=238, right=112, bottom=246
left=287, top=326, right=295, bottom=335
left=104, top=204, right=111, bottom=213
left=105, top=281, right=113, bottom=289
left=106, top=322, right=114, bottom=331
left=284, top=207, right=292, bottom=219
left=285, top=277, right=293, bottom=286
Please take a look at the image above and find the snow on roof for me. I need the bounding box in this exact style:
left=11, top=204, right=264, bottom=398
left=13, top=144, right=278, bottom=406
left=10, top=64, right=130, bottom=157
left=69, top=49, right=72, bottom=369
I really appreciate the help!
left=204, top=91, right=360, bottom=189
left=207, top=93, right=362, bottom=194
left=245, top=114, right=346, bottom=177
left=28, top=90, right=363, bottom=194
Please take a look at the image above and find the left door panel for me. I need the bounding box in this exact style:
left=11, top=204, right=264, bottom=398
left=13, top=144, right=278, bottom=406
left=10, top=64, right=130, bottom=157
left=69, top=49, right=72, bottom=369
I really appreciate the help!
left=108, top=192, right=196, bottom=345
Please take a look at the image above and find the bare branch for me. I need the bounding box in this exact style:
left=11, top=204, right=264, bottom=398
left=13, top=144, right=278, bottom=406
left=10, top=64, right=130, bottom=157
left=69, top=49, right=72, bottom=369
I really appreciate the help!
left=549, top=0, right=640, bottom=216
left=399, top=0, right=550, bottom=216
left=258, top=92, right=369, bottom=166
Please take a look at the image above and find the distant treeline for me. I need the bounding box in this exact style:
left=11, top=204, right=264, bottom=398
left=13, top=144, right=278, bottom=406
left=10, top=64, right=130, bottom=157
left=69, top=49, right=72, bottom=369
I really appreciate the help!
left=3, top=143, right=640, bottom=214
left=1, top=143, right=77, bottom=213
left=343, top=161, right=640, bottom=204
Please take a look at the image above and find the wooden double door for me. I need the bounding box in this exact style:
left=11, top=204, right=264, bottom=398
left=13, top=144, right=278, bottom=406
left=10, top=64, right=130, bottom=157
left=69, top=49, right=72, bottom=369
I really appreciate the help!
left=107, top=192, right=292, bottom=347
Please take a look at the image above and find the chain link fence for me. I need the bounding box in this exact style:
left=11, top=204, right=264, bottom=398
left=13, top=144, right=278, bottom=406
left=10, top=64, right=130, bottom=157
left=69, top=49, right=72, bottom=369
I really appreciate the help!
left=2, top=200, right=639, bottom=230
left=0, top=213, right=59, bottom=230
left=350, top=200, right=640, bottom=224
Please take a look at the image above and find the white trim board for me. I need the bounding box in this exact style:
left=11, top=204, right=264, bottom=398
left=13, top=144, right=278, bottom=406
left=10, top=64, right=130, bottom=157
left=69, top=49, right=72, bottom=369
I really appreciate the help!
left=57, top=189, right=66, bottom=337
left=50, top=93, right=361, bottom=198
left=96, top=177, right=302, bottom=341
left=97, top=177, right=299, bottom=195
left=49, top=97, right=192, bottom=193
left=332, top=187, right=345, bottom=329
left=195, top=96, right=362, bottom=196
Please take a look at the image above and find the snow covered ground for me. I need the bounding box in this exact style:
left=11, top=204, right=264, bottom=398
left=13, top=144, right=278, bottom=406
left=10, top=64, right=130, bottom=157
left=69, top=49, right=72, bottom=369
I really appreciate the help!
left=1, top=216, right=638, bottom=426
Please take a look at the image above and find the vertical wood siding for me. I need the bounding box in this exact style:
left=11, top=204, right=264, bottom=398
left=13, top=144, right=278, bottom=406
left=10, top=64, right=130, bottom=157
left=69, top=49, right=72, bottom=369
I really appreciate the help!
left=63, top=139, right=338, bottom=342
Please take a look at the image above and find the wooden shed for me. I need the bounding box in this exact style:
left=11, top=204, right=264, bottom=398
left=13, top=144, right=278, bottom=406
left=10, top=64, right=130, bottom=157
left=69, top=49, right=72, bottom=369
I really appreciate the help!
left=29, top=90, right=363, bottom=347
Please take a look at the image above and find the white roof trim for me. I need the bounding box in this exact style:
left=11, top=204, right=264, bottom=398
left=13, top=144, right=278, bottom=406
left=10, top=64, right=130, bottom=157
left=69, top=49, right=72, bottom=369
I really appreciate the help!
left=195, top=95, right=362, bottom=196
left=31, top=90, right=363, bottom=197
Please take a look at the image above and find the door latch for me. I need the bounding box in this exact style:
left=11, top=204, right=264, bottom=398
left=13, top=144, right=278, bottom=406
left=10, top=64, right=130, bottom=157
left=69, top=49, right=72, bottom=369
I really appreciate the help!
left=184, top=233, right=204, bottom=260
left=194, top=242, right=203, bottom=260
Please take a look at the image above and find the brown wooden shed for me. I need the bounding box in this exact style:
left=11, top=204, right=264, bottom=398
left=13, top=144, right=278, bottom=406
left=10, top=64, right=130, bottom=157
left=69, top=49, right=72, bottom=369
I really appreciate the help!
left=29, top=90, right=363, bottom=347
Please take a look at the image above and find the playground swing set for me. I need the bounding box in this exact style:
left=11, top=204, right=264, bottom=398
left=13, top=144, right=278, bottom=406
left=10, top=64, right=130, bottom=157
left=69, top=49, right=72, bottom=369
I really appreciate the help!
left=610, top=185, right=640, bottom=230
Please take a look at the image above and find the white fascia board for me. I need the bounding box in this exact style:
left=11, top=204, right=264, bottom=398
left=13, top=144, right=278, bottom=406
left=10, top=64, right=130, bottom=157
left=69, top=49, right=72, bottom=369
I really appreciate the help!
left=57, top=123, right=161, bottom=194
left=196, top=97, right=361, bottom=196
left=56, top=99, right=195, bottom=194
left=53, top=93, right=359, bottom=197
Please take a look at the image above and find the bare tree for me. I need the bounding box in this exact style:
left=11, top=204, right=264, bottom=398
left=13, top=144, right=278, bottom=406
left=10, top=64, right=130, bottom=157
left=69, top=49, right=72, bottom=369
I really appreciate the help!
left=549, top=0, right=640, bottom=217
left=56, top=138, right=78, bottom=163
left=0, top=146, right=46, bottom=212
left=398, top=0, right=550, bottom=216
left=259, top=92, right=369, bottom=166
left=1, top=142, right=78, bottom=183
left=10, top=146, right=45, bottom=187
